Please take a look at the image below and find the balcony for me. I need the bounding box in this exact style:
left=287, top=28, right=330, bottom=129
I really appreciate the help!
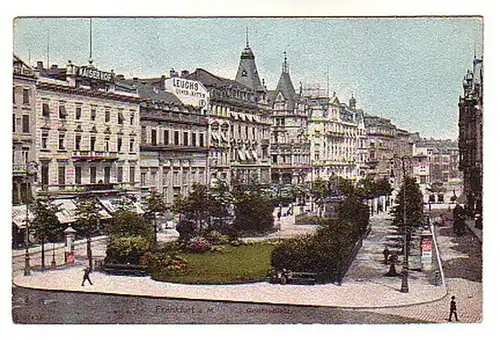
left=72, top=150, right=119, bottom=162
left=12, top=163, right=27, bottom=176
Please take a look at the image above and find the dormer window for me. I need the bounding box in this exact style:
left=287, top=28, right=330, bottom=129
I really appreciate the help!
left=242, top=70, right=247, bottom=77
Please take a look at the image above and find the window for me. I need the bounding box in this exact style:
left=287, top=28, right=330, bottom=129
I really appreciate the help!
left=90, top=108, right=96, bottom=121
left=130, top=111, right=135, bottom=125
left=183, top=132, right=189, bottom=146
left=90, top=167, right=97, bottom=184
left=58, top=166, right=65, bottom=185
left=129, top=166, right=135, bottom=183
left=199, top=133, right=204, bottom=147
left=174, top=131, right=180, bottom=145
left=75, top=135, right=81, bottom=150
left=41, top=132, right=48, bottom=149
left=192, top=132, right=197, bottom=146
left=90, top=136, right=96, bottom=151
left=13, top=87, right=16, bottom=104
left=41, top=163, right=49, bottom=186
left=58, top=133, right=65, bottom=150
left=151, top=129, right=157, bottom=146
left=141, top=172, right=147, bottom=186
left=130, top=139, right=135, bottom=153
left=272, top=155, right=277, bottom=164
left=164, top=130, right=169, bottom=145
left=118, top=110, right=124, bottom=125
left=117, top=137, right=122, bottom=152
left=151, top=169, right=157, bottom=185
left=23, top=89, right=30, bottom=104
left=22, top=115, right=29, bottom=133
left=104, top=166, right=111, bottom=183
left=141, top=126, right=147, bottom=143
left=104, top=137, right=110, bottom=152
left=42, top=103, right=50, bottom=117
left=75, top=107, right=82, bottom=120
left=59, top=105, right=67, bottom=119
left=75, top=166, right=82, bottom=185
left=117, top=167, right=123, bottom=183
left=105, top=109, right=110, bottom=123
left=12, top=114, right=15, bottom=132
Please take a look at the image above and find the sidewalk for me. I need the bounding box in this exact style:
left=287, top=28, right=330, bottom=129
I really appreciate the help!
left=465, top=220, right=483, bottom=243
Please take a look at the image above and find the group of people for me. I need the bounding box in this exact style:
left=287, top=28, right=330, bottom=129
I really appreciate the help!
left=276, top=203, right=294, bottom=221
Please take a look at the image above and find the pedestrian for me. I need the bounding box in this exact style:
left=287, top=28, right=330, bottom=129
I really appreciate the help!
left=81, top=266, right=93, bottom=286
left=448, top=296, right=459, bottom=322
left=383, top=246, right=390, bottom=264
left=277, top=210, right=282, bottom=221
left=281, top=268, right=287, bottom=285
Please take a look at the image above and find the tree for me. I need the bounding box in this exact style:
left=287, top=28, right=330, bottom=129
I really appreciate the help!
left=232, top=187, right=274, bottom=234
left=208, top=178, right=233, bottom=233
left=74, top=195, right=102, bottom=270
left=393, top=176, right=424, bottom=233
left=328, top=175, right=355, bottom=197
left=375, top=178, right=393, bottom=197
left=172, top=184, right=213, bottom=233
left=336, top=195, right=370, bottom=237
left=105, top=211, right=153, bottom=264
left=311, top=177, right=328, bottom=214
left=143, top=189, right=168, bottom=243
left=31, top=198, right=62, bottom=270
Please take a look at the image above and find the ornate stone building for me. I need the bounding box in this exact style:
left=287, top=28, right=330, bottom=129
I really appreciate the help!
left=268, top=53, right=310, bottom=185
left=364, top=115, right=397, bottom=180
left=186, top=41, right=272, bottom=187
left=458, top=55, right=483, bottom=213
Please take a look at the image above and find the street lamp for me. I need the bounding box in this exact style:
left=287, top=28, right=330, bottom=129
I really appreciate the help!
left=24, top=161, right=38, bottom=276
left=392, top=155, right=411, bottom=293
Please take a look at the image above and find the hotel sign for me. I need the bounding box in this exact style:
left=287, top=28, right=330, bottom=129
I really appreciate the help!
left=165, top=77, right=209, bottom=110
left=77, top=66, right=113, bottom=82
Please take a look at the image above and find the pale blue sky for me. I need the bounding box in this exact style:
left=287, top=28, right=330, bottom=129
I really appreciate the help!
left=13, top=17, right=482, bottom=139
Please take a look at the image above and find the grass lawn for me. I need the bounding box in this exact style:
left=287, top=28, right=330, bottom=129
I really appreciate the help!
left=152, top=243, right=275, bottom=284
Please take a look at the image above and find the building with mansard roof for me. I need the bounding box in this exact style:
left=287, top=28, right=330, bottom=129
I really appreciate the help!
left=458, top=55, right=483, bottom=213
left=186, top=41, right=272, bottom=187
left=268, top=53, right=310, bottom=185
left=122, top=75, right=209, bottom=204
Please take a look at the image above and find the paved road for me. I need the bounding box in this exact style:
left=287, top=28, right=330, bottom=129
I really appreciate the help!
left=11, top=287, right=424, bottom=324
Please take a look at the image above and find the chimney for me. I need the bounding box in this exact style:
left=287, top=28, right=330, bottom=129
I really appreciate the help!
left=36, top=61, right=44, bottom=70
left=133, top=77, right=138, bottom=81
left=51, top=64, right=58, bottom=70
left=181, top=70, right=189, bottom=78
left=116, top=74, right=125, bottom=80
left=160, top=75, right=166, bottom=90
left=169, top=68, right=178, bottom=78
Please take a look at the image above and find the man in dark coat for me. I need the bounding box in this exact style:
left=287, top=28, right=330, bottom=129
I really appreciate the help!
left=448, top=296, right=458, bottom=321
left=81, top=266, right=93, bottom=286
left=383, top=246, right=390, bottom=264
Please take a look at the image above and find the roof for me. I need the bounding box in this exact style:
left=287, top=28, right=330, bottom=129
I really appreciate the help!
left=121, top=78, right=183, bottom=105
left=273, top=71, right=297, bottom=107
left=187, top=68, right=252, bottom=91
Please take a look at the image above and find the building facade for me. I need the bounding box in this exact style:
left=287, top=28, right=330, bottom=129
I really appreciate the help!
left=268, top=54, right=310, bottom=185
left=13, top=56, right=37, bottom=205
left=125, top=76, right=209, bottom=204
left=365, top=115, right=397, bottom=180
left=458, top=56, right=483, bottom=212
left=33, top=60, right=142, bottom=213
left=186, top=42, right=272, bottom=187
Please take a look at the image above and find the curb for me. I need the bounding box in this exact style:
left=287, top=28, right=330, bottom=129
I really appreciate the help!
left=12, top=278, right=447, bottom=311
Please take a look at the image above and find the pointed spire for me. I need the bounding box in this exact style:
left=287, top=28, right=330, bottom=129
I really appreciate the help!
left=282, top=50, right=288, bottom=73
left=245, top=26, right=249, bottom=47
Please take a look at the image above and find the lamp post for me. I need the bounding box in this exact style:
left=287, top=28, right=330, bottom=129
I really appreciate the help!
left=23, top=161, right=38, bottom=277
left=397, top=156, right=410, bottom=293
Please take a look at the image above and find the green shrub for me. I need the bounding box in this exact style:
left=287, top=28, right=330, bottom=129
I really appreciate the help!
left=105, top=235, right=152, bottom=265
left=204, top=230, right=230, bottom=245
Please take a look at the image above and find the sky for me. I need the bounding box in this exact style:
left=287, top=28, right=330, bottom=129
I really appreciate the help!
left=13, top=17, right=483, bottom=140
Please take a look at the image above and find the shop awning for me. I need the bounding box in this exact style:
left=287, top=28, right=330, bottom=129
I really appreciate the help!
left=237, top=150, right=246, bottom=161
left=52, top=199, right=78, bottom=224
left=245, top=150, right=252, bottom=160
left=99, top=197, right=144, bottom=215
left=211, top=133, right=220, bottom=142
left=252, top=151, right=258, bottom=160
left=12, top=205, right=34, bottom=229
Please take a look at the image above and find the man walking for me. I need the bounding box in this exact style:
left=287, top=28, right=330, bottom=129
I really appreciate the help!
left=81, top=266, right=93, bottom=286
left=448, top=296, right=459, bottom=322
left=383, top=246, right=390, bottom=264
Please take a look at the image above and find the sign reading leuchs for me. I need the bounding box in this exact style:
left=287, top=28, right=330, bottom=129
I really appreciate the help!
left=165, top=77, right=209, bottom=110
left=77, top=66, right=113, bottom=82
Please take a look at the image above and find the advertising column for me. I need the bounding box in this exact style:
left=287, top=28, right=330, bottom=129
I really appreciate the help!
left=420, top=230, right=433, bottom=271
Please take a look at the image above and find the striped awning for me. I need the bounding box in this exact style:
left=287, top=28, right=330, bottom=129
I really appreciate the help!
left=12, top=205, right=34, bottom=228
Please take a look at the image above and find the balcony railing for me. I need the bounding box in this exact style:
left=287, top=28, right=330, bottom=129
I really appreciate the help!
left=72, top=150, right=119, bottom=161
